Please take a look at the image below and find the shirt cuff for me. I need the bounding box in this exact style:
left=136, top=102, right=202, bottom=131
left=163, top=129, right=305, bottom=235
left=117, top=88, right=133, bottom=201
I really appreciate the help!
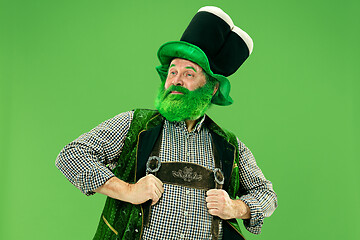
left=239, top=194, right=264, bottom=234
left=73, top=166, right=115, bottom=196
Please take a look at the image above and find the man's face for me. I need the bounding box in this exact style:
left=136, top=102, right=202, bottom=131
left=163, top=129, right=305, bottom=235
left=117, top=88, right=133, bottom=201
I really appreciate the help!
left=164, top=58, right=206, bottom=92
left=155, top=58, right=216, bottom=122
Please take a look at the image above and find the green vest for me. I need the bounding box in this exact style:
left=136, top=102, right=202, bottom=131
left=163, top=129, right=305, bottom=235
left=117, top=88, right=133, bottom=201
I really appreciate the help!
left=93, top=109, right=246, bottom=240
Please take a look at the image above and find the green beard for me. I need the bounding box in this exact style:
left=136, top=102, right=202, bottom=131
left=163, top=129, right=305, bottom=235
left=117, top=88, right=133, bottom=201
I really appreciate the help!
left=154, top=82, right=215, bottom=122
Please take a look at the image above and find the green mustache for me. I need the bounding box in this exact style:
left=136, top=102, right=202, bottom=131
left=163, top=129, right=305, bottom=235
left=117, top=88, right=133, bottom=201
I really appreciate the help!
left=164, top=85, right=190, bottom=97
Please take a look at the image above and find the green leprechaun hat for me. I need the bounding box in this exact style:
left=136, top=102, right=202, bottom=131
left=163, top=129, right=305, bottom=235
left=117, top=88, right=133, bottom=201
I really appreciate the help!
left=156, top=6, right=254, bottom=106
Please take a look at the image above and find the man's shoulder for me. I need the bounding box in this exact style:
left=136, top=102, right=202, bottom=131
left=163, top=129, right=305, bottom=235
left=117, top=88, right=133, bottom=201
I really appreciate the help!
left=111, top=109, right=158, bottom=122
left=105, top=110, right=135, bottom=126
left=204, top=115, right=237, bottom=143
left=132, top=108, right=159, bottom=118
left=125, top=109, right=163, bottom=130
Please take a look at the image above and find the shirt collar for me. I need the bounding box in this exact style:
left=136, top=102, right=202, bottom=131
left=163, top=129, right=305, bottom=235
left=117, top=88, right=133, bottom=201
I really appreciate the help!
left=165, top=115, right=207, bottom=133
left=194, top=115, right=206, bottom=132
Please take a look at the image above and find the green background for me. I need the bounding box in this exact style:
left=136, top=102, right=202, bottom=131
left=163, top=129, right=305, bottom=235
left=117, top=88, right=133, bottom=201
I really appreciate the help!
left=1, top=0, right=359, bottom=239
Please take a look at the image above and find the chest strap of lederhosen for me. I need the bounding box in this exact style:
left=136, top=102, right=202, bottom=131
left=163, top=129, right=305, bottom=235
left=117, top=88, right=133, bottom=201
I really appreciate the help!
left=142, top=130, right=224, bottom=240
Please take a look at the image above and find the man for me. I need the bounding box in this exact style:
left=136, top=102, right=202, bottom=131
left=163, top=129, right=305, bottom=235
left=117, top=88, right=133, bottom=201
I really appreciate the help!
left=56, top=6, right=277, bottom=240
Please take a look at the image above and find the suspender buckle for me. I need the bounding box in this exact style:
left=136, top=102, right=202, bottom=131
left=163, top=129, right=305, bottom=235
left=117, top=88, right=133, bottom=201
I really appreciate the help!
left=213, top=168, right=224, bottom=185
left=146, top=156, right=161, bottom=173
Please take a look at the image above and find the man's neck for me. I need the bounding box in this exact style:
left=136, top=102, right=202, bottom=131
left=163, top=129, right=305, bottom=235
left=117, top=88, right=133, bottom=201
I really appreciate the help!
left=185, top=119, right=197, bottom=132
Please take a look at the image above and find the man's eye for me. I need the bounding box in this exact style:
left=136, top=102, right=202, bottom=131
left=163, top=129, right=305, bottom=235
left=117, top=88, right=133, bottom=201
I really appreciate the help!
left=170, top=71, right=176, bottom=75
left=187, top=73, right=193, bottom=77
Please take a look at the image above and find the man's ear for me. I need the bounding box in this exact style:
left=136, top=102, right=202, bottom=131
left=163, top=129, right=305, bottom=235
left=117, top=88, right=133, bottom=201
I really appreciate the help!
left=212, top=82, right=219, bottom=96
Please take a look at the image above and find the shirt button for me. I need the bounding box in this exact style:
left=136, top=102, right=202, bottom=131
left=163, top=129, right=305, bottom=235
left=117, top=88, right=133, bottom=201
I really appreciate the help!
left=184, top=211, right=188, bottom=216
left=139, top=212, right=142, bottom=216
left=180, top=233, right=185, bottom=238
left=135, top=229, right=139, bottom=233
left=185, top=190, right=190, bottom=195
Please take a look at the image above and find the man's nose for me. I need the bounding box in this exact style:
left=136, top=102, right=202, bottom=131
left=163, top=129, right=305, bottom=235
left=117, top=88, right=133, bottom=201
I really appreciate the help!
left=172, top=75, right=183, bottom=86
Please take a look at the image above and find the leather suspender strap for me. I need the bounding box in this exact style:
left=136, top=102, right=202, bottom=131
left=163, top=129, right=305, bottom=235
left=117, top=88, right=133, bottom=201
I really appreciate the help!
left=211, top=134, right=224, bottom=240
left=142, top=129, right=163, bottom=227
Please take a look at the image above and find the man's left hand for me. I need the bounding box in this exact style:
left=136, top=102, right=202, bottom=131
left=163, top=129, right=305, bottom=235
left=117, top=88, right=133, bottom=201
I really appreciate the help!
left=206, top=189, right=251, bottom=220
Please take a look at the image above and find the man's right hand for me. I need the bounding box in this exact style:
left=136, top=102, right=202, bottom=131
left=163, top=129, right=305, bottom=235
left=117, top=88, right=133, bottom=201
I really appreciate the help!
left=94, top=175, right=164, bottom=206
left=127, top=174, right=164, bottom=205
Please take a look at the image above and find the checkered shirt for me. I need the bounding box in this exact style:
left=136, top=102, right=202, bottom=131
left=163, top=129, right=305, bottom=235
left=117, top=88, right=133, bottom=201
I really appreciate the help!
left=55, top=111, right=277, bottom=237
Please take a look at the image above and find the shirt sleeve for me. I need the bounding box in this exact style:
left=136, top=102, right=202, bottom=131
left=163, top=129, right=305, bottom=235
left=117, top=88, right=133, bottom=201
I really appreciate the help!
left=236, top=138, right=278, bottom=234
left=55, top=111, right=134, bottom=196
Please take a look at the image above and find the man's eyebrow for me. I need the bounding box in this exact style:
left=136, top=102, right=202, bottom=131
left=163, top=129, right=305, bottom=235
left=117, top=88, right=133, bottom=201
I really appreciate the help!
left=185, top=66, right=197, bottom=72
left=169, top=64, right=176, bottom=68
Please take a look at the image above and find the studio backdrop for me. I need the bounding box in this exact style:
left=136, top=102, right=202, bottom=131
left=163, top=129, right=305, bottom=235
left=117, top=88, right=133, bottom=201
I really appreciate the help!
left=1, top=0, right=359, bottom=239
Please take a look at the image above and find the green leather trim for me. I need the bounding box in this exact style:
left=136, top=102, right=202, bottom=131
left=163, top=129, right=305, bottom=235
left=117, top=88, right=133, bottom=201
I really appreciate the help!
left=102, top=215, right=118, bottom=235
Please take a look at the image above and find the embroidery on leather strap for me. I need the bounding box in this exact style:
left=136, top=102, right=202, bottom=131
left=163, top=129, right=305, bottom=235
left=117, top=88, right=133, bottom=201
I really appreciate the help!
left=172, top=166, right=203, bottom=182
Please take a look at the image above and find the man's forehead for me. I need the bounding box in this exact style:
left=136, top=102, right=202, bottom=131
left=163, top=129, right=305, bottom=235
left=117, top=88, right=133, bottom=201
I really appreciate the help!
left=169, top=58, right=203, bottom=71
